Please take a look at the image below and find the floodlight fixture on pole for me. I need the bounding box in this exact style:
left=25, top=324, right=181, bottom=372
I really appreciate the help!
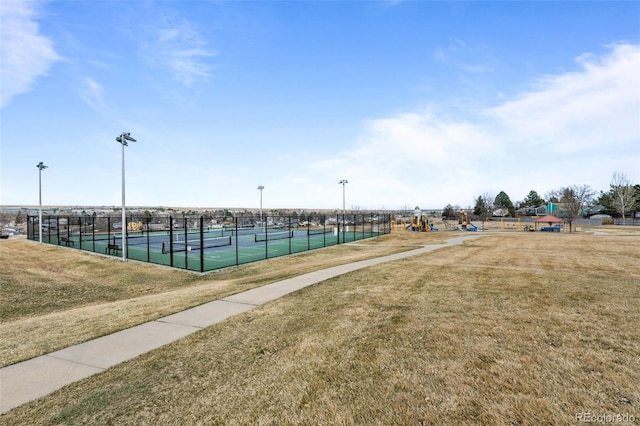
left=36, top=162, right=48, bottom=244
left=116, top=132, right=137, bottom=262
left=339, top=179, right=348, bottom=225
left=257, top=185, right=264, bottom=229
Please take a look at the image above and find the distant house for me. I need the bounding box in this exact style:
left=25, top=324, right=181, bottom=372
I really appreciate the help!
left=546, top=202, right=560, bottom=216
left=586, top=205, right=607, bottom=216
left=492, top=208, right=509, bottom=217
left=546, top=202, right=571, bottom=217
left=515, top=206, right=547, bottom=216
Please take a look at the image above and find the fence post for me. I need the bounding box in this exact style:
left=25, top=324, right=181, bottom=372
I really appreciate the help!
left=183, top=217, right=188, bottom=270
left=235, top=216, right=239, bottom=266
left=200, top=216, right=204, bottom=273
left=323, top=215, right=327, bottom=247
left=265, top=218, right=268, bottom=259
left=78, top=216, right=82, bottom=249
left=146, top=217, right=150, bottom=263
left=169, top=216, right=174, bottom=268
left=290, top=215, right=293, bottom=254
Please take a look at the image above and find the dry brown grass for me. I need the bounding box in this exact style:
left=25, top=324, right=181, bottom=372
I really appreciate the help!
left=0, top=236, right=414, bottom=366
left=1, top=229, right=639, bottom=424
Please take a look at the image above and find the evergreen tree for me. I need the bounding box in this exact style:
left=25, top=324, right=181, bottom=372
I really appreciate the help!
left=522, top=190, right=545, bottom=207
left=595, top=191, right=616, bottom=215
left=474, top=193, right=494, bottom=228
left=474, top=194, right=493, bottom=219
left=494, top=191, right=515, bottom=216
left=473, top=196, right=486, bottom=217
left=442, top=204, right=455, bottom=219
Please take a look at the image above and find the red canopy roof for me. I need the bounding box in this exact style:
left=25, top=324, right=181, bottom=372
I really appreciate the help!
left=534, top=215, right=564, bottom=223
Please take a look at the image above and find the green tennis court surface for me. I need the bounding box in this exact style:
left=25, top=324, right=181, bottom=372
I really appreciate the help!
left=28, top=214, right=392, bottom=272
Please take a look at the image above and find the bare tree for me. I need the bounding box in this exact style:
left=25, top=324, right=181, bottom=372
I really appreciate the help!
left=548, top=184, right=595, bottom=233
left=610, top=172, right=637, bottom=225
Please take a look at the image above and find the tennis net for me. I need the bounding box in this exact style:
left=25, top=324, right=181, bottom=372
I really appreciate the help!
left=222, top=226, right=256, bottom=236
left=162, top=236, right=232, bottom=254
left=254, top=230, right=294, bottom=242
left=307, top=227, right=334, bottom=236
left=167, top=228, right=224, bottom=237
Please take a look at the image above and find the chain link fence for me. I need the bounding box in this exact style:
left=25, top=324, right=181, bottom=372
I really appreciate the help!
left=27, top=213, right=391, bottom=272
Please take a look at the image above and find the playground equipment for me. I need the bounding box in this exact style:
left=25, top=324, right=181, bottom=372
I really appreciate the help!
left=454, top=222, right=478, bottom=231
left=410, top=206, right=429, bottom=232
left=127, top=221, right=143, bottom=231
left=391, top=219, right=407, bottom=232
left=458, top=209, right=471, bottom=229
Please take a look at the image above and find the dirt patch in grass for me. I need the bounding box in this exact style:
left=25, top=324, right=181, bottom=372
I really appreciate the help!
left=2, top=231, right=638, bottom=424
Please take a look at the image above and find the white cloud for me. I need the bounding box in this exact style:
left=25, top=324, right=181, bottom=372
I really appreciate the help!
left=307, top=43, right=640, bottom=209
left=486, top=43, right=640, bottom=153
left=146, top=18, right=216, bottom=86
left=0, top=0, right=60, bottom=108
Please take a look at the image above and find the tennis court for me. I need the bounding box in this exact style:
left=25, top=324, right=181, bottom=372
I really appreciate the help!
left=27, top=213, right=392, bottom=272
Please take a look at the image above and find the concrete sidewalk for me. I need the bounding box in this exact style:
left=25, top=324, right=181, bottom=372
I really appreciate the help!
left=0, top=236, right=476, bottom=413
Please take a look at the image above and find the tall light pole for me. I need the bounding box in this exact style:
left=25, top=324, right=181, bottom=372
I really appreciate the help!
left=116, top=132, right=137, bottom=262
left=339, top=179, right=348, bottom=226
left=36, top=162, right=48, bottom=244
left=257, top=185, right=264, bottom=229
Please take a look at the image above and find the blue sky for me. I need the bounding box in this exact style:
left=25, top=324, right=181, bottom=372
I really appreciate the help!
left=1, top=1, right=639, bottom=211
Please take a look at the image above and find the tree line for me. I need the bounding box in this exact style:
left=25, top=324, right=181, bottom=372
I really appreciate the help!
left=442, top=172, right=639, bottom=230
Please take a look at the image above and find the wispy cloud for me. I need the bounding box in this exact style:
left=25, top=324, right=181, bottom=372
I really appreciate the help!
left=145, top=18, right=216, bottom=86
left=0, top=0, right=60, bottom=108
left=79, top=77, right=105, bottom=110
left=433, top=37, right=493, bottom=76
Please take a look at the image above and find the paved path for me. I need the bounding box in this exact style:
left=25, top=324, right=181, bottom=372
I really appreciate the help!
left=0, top=235, right=477, bottom=413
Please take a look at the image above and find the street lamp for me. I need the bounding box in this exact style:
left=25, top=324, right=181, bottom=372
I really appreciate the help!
left=36, top=162, right=48, bottom=244
left=257, top=185, right=264, bottom=229
left=339, top=179, right=348, bottom=228
left=116, top=132, right=137, bottom=262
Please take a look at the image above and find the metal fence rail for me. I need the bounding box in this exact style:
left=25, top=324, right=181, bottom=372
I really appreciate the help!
left=27, top=213, right=391, bottom=272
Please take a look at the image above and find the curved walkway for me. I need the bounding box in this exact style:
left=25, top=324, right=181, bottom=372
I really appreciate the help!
left=0, top=235, right=478, bottom=413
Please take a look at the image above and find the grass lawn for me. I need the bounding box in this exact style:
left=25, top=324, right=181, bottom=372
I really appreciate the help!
left=0, top=233, right=427, bottom=367
left=1, top=227, right=639, bottom=424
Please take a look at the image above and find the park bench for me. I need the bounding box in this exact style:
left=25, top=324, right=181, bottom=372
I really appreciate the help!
left=106, top=243, right=121, bottom=255
left=59, top=236, right=74, bottom=246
